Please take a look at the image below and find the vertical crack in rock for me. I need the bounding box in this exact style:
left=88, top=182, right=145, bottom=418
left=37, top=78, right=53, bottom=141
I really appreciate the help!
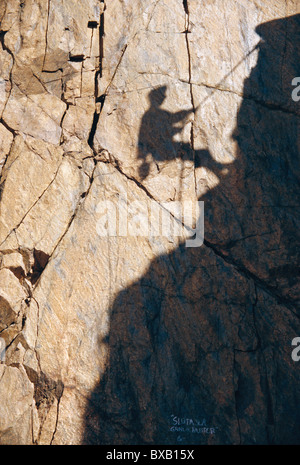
left=59, top=104, right=69, bottom=142
left=0, top=30, right=14, bottom=115
left=42, top=0, right=51, bottom=71
left=88, top=0, right=106, bottom=153
left=0, top=30, right=14, bottom=182
left=50, top=379, right=64, bottom=445
left=99, top=1, right=105, bottom=79
left=31, top=293, right=42, bottom=377
left=222, top=0, right=235, bottom=89
left=182, top=1, right=197, bottom=194
left=24, top=367, right=64, bottom=445
left=88, top=3, right=128, bottom=154
left=0, top=122, right=15, bottom=197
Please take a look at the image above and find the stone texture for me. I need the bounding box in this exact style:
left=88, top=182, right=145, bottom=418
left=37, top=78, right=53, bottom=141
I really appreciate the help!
left=0, top=0, right=299, bottom=445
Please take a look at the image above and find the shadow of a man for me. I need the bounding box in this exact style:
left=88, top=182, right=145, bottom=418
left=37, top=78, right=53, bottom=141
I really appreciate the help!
left=83, top=14, right=300, bottom=445
left=138, top=85, right=225, bottom=182
left=137, top=85, right=193, bottom=180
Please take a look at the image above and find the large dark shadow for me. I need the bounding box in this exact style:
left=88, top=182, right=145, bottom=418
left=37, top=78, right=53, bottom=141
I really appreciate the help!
left=83, top=15, right=300, bottom=445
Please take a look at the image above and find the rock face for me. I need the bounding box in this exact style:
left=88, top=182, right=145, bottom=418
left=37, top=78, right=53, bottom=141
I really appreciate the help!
left=0, top=0, right=299, bottom=445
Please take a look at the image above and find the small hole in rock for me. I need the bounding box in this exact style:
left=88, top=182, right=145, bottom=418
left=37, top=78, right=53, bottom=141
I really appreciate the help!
left=88, top=21, right=98, bottom=29
left=69, top=55, right=84, bottom=62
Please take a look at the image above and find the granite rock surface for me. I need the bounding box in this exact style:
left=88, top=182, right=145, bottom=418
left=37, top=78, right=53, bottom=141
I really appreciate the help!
left=0, top=0, right=299, bottom=445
